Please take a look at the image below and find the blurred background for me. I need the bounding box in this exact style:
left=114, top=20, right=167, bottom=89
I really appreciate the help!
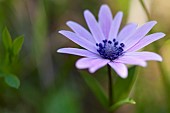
left=0, top=0, right=170, bottom=113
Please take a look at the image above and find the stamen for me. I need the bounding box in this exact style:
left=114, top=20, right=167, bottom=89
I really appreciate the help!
left=114, top=41, right=118, bottom=46
left=103, top=40, right=107, bottom=43
left=97, top=39, right=125, bottom=61
left=108, top=41, right=112, bottom=44
left=120, top=43, right=125, bottom=47
left=99, top=43, right=103, bottom=48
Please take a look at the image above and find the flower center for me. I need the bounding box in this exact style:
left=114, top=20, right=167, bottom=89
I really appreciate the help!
left=96, top=39, right=125, bottom=61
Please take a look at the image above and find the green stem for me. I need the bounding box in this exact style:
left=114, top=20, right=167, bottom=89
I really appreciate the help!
left=153, top=43, right=170, bottom=113
left=140, top=0, right=170, bottom=112
left=107, top=65, right=113, bottom=107
left=139, top=0, right=151, bottom=20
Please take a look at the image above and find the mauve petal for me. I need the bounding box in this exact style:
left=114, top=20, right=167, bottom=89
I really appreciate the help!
left=76, top=58, right=109, bottom=72
left=108, top=12, right=123, bottom=40
left=84, top=10, right=105, bottom=43
left=98, top=4, right=113, bottom=38
left=57, top=48, right=100, bottom=58
left=115, top=56, right=147, bottom=67
left=89, top=59, right=110, bottom=73
left=108, top=62, right=128, bottom=78
left=66, top=21, right=95, bottom=43
left=124, top=21, right=157, bottom=51
left=59, top=30, right=97, bottom=53
left=124, top=51, right=162, bottom=61
left=117, top=23, right=137, bottom=42
left=76, top=58, right=95, bottom=69
left=127, top=33, right=165, bottom=52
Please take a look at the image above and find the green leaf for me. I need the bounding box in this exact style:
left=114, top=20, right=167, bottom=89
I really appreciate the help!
left=80, top=71, right=108, bottom=108
left=43, top=87, right=81, bottom=113
left=110, top=98, right=136, bottom=111
left=2, top=27, right=12, bottom=50
left=0, top=71, right=5, bottom=77
left=4, top=74, right=20, bottom=89
left=12, top=35, right=24, bottom=55
left=114, top=66, right=139, bottom=102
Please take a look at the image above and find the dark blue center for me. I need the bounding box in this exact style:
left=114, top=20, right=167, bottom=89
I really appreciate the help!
left=96, top=39, right=125, bottom=61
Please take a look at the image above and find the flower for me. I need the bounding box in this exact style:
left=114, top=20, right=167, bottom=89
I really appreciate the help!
left=57, top=4, right=165, bottom=78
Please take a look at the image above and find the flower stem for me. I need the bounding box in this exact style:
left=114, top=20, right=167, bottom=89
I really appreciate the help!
left=139, top=0, right=151, bottom=20
left=107, top=65, right=113, bottom=107
left=153, top=42, right=170, bottom=113
left=140, top=0, right=170, bottom=112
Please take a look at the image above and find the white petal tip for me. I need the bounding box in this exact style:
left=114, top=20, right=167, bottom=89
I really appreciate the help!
left=56, top=49, right=61, bottom=53
left=84, top=10, right=90, bottom=14
left=142, top=62, right=147, bottom=67
left=119, top=74, right=128, bottom=79
left=157, top=57, right=163, bottom=62
left=101, top=4, right=109, bottom=8
left=57, top=48, right=65, bottom=53
left=155, top=32, right=166, bottom=38
left=119, top=68, right=128, bottom=78
left=66, top=21, right=73, bottom=26
left=89, top=68, right=96, bottom=73
left=151, top=54, right=163, bottom=62
left=75, top=61, right=81, bottom=69
left=75, top=60, right=89, bottom=69
left=117, top=11, right=123, bottom=15
left=75, top=64, right=80, bottom=69
left=161, top=33, right=166, bottom=37
left=58, top=30, right=63, bottom=34
left=149, top=21, right=157, bottom=25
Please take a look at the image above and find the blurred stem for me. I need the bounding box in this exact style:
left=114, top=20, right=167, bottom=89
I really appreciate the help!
left=140, top=0, right=170, bottom=112
left=139, top=0, right=151, bottom=20
left=107, top=65, right=113, bottom=108
left=153, top=43, right=170, bottom=113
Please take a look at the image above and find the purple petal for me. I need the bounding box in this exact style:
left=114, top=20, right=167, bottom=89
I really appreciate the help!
left=76, top=58, right=109, bottom=72
left=66, top=21, right=95, bottom=43
left=76, top=58, right=95, bottom=69
left=57, top=48, right=100, bottom=58
left=115, top=56, right=147, bottom=67
left=108, top=62, right=128, bottom=78
left=124, top=21, right=157, bottom=51
left=127, top=33, right=165, bottom=52
left=98, top=4, right=113, bottom=38
left=117, top=23, right=137, bottom=42
left=108, top=12, right=123, bottom=40
left=89, top=59, right=110, bottom=73
left=59, top=30, right=97, bottom=53
left=84, top=10, right=105, bottom=43
left=124, top=51, right=162, bottom=61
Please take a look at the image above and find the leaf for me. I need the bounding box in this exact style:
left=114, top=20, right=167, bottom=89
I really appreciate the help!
left=0, top=71, right=5, bottom=77
left=2, top=27, right=12, bottom=50
left=4, top=74, right=20, bottom=89
left=114, top=66, right=139, bottom=102
left=110, top=98, right=136, bottom=111
left=80, top=71, right=108, bottom=108
left=43, top=87, right=81, bottom=113
left=12, top=35, right=24, bottom=55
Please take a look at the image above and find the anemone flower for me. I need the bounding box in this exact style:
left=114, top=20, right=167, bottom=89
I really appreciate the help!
left=57, top=4, right=165, bottom=78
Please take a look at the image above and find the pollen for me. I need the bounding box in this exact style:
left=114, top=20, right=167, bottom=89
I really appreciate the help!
left=96, top=39, right=125, bottom=61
